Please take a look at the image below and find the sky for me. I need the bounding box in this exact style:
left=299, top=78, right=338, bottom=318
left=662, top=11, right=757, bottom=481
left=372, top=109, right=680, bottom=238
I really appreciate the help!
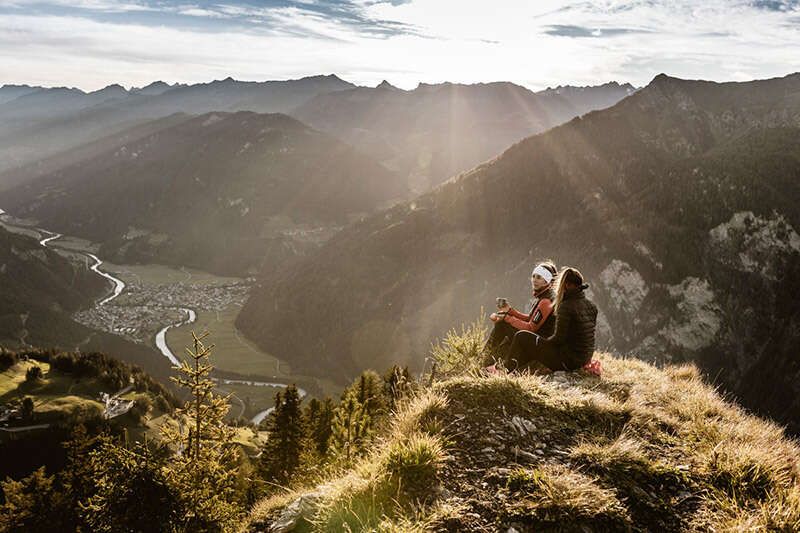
left=1, top=0, right=799, bottom=92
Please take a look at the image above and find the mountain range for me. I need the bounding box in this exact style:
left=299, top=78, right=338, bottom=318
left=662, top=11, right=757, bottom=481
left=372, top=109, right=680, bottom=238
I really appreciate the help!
left=0, top=75, right=355, bottom=173
left=3, top=71, right=797, bottom=433
left=0, top=77, right=634, bottom=276
left=292, top=80, right=635, bottom=191
left=237, top=72, right=800, bottom=433
left=0, top=111, right=405, bottom=276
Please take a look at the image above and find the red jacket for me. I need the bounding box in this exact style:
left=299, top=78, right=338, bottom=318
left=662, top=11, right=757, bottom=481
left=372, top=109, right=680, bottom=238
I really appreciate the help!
left=503, top=287, right=555, bottom=334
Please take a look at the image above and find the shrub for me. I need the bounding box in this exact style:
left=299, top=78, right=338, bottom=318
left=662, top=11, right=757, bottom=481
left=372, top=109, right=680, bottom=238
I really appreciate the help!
left=21, top=397, right=35, bottom=420
left=383, top=433, right=445, bottom=499
left=429, top=317, right=487, bottom=378
left=25, top=365, right=43, bottom=382
left=0, top=350, right=18, bottom=370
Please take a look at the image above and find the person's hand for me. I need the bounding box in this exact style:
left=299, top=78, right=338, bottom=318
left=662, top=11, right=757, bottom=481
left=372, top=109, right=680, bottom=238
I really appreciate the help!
left=490, top=312, right=499, bottom=322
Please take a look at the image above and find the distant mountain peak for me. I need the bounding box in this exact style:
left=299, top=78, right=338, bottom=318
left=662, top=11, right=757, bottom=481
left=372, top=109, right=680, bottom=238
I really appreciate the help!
left=375, top=80, right=399, bottom=90
left=540, top=81, right=637, bottom=94
left=648, top=73, right=683, bottom=87
left=294, top=74, right=350, bottom=85
left=1, top=83, right=36, bottom=90
left=131, top=80, right=179, bottom=96
left=90, top=84, right=128, bottom=96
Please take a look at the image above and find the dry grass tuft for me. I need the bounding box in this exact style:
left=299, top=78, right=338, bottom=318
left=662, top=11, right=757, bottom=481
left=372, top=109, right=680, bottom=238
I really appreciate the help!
left=390, top=388, right=449, bottom=438
left=504, top=464, right=632, bottom=530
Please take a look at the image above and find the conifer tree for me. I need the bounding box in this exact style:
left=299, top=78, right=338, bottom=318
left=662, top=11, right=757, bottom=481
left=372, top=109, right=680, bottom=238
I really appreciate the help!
left=260, top=385, right=306, bottom=486
left=330, top=388, right=371, bottom=462
left=306, top=397, right=335, bottom=456
left=82, top=439, right=179, bottom=533
left=59, top=424, right=112, bottom=531
left=304, top=396, right=321, bottom=428
left=355, top=370, right=388, bottom=422
left=160, top=331, right=242, bottom=532
left=20, top=397, right=34, bottom=421
left=0, top=467, right=58, bottom=532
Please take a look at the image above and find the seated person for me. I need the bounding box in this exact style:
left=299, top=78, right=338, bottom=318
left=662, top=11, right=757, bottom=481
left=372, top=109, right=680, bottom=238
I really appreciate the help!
left=482, top=261, right=557, bottom=372
left=504, top=267, right=598, bottom=373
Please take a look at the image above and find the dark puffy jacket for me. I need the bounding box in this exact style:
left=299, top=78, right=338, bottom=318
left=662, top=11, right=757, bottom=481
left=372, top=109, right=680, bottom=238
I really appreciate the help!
left=544, top=285, right=598, bottom=368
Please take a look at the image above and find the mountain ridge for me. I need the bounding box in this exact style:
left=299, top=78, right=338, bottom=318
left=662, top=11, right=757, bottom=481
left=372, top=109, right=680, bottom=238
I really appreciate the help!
left=0, top=111, right=407, bottom=276
left=244, top=346, right=800, bottom=531
left=291, top=79, right=635, bottom=191
left=237, top=72, right=800, bottom=433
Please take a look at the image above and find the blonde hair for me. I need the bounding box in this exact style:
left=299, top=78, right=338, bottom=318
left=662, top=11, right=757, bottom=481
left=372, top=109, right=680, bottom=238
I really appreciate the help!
left=553, top=266, right=584, bottom=311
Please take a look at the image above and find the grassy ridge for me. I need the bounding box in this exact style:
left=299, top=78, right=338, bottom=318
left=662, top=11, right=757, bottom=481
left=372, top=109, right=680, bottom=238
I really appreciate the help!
left=243, top=339, right=800, bottom=531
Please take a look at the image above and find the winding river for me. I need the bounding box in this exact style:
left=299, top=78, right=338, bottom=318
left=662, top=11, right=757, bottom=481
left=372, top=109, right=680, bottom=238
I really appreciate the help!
left=2, top=209, right=303, bottom=424
left=154, top=308, right=197, bottom=366
left=86, top=252, right=126, bottom=305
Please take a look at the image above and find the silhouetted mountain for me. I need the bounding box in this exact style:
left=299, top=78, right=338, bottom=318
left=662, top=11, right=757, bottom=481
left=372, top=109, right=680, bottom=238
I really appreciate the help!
left=0, top=113, right=190, bottom=192
left=290, top=80, right=634, bottom=191
left=0, top=85, right=130, bottom=123
left=0, top=74, right=356, bottom=173
left=0, top=84, right=42, bottom=105
left=238, top=72, right=800, bottom=433
left=131, top=80, right=184, bottom=96
left=0, top=111, right=406, bottom=276
left=538, top=81, right=637, bottom=110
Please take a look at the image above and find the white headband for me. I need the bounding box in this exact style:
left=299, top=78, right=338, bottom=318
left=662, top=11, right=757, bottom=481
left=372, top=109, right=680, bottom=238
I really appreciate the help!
left=532, top=265, right=554, bottom=284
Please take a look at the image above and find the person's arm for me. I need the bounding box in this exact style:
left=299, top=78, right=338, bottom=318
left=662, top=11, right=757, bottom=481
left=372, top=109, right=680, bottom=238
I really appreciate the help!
left=528, top=299, right=553, bottom=333
left=506, top=307, right=528, bottom=320
left=503, top=312, right=531, bottom=331
left=503, top=299, right=554, bottom=332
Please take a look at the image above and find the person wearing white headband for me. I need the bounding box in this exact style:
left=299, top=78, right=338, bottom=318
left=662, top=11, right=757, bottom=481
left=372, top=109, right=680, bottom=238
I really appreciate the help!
left=505, top=266, right=598, bottom=374
left=482, top=261, right=557, bottom=373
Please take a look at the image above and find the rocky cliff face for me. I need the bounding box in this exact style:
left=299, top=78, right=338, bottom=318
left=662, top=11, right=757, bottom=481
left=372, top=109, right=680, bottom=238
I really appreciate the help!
left=239, top=73, right=800, bottom=433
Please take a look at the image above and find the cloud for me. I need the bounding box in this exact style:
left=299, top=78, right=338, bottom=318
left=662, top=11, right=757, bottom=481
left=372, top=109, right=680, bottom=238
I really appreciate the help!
left=0, top=1, right=426, bottom=38
left=749, top=0, right=800, bottom=11
left=542, top=24, right=651, bottom=38
left=0, top=0, right=798, bottom=91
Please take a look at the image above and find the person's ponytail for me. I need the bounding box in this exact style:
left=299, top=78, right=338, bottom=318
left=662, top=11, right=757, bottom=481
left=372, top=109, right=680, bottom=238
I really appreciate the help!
left=553, top=267, right=584, bottom=312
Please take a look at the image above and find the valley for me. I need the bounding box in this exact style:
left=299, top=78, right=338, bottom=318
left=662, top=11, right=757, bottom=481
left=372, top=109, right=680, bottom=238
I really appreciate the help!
left=0, top=209, right=329, bottom=423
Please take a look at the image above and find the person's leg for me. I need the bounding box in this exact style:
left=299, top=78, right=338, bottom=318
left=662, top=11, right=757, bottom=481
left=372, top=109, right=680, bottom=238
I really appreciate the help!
left=504, top=330, right=540, bottom=372
left=520, top=343, right=566, bottom=373
left=482, top=321, right=518, bottom=366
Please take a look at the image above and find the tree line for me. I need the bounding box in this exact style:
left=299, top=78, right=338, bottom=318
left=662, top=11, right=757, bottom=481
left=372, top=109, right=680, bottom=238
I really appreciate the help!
left=0, top=336, right=415, bottom=532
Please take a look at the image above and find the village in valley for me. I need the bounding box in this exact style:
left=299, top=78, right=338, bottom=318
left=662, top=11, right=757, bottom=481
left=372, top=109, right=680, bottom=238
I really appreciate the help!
left=74, top=278, right=252, bottom=346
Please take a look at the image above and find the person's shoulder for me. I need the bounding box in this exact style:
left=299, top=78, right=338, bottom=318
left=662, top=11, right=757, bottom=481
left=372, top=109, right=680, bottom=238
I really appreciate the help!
left=583, top=296, right=598, bottom=314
